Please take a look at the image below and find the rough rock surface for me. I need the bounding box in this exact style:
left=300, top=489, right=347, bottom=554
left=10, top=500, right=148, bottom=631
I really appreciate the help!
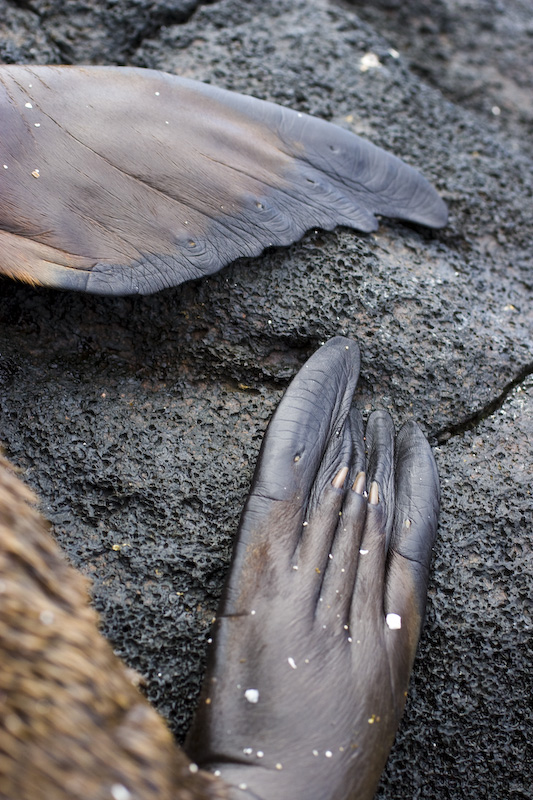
left=349, top=0, right=533, bottom=158
left=0, top=0, right=531, bottom=798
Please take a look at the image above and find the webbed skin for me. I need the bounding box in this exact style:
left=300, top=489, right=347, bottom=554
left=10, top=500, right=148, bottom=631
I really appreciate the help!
left=0, top=66, right=446, bottom=295
left=187, top=337, right=440, bottom=800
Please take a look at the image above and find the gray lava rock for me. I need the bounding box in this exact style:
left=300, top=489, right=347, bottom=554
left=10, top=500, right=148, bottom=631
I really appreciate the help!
left=348, top=0, right=533, bottom=158
left=0, top=0, right=531, bottom=797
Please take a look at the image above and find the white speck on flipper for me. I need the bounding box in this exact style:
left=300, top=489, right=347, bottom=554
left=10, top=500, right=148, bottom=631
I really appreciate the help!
left=111, top=786, right=131, bottom=800
left=244, top=688, right=259, bottom=704
left=25, top=102, right=33, bottom=108
left=386, top=613, right=402, bottom=630
left=288, top=657, right=297, bottom=670
left=359, top=549, right=369, bottom=555
left=189, top=763, right=199, bottom=773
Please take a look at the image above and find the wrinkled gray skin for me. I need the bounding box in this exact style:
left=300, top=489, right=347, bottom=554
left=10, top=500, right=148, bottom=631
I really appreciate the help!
left=186, top=337, right=440, bottom=800
left=0, top=0, right=531, bottom=798
left=0, top=65, right=445, bottom=294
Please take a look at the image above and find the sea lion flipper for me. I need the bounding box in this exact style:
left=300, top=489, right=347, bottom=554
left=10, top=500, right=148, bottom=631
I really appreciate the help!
left=220, top=336, right=360, bottom=616
left=0, top=65, right=447, bottom=295
left=187, top=339, right=440, bottom=800
left=384, top=420, right=440, bottom=649
left=364, top=409, right=397, bottom=543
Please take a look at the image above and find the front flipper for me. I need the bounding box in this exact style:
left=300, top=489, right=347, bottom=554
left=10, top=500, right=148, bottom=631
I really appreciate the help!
left=186, top=338, right=440, bottom=800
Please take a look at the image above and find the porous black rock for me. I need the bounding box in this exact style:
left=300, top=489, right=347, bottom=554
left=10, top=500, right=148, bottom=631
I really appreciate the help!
left=0, top=0, right=531, bottom=797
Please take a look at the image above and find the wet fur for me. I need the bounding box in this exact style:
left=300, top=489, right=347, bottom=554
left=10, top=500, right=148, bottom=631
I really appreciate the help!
left=0, top=453, right=226, bottom=800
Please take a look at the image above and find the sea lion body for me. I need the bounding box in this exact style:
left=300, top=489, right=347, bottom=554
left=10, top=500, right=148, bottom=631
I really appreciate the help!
left=0, top=454, right=226, bottom=800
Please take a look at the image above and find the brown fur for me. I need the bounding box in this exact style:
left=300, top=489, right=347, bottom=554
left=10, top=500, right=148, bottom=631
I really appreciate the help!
left=0, top=453, right=227, bottom=800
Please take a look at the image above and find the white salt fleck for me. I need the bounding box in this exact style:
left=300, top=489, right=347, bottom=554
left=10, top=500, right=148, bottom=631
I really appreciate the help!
left=288, top=657, right=297, bottom=670
left=388, top=48, right=400, bottom=58
left=243, top=747, right=253, bottom=755
left=292, top=565, right=298, bottom=571
left=312, top=749, right=319, bottom=756
left=111, top=786, right=131, bottom=800
left=238, top=784, right=247, bottom=790
left=386, top=613, right=402, bottom=630
left=343, top=625, right=349, bottom=630
left=214, top=770, right=221, bottom=776
left=322, top=624, right=327, bottom=629
left=34, top=123, right=40, bottom=127
left=492, top=105, right=501, bottom=116
left=275, top=763, right=283, bottom=770
left=347, top=637, right=353, bottom=643
left=25, top=102, right=33, bottom=108
left=155, top=91, right=160, bottom=96
left=244, top=688, right=259, bottom=704
left=360, top=52, right=381, bottom=72
left=325, top=750, right=333, bottom=758
left=40, top=610, right=54, bottom=625
left=31, top=169, right=40, bottom=178
left=189, top=763, right=199, bottom=773
left=3, top=164, right=8, bottom=169
left=256, top=750, right=264, bottom=758
left=359, top=549, right=369, bottom=555
left=304, top=658, right=309, bottom=664
left=251, top=609, right=256, bottom=616
left=404, top=519, right=411, bottom=528
left=207, top=638, right=212, bottom=644
left=303, top=521, right=308, bottom=527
